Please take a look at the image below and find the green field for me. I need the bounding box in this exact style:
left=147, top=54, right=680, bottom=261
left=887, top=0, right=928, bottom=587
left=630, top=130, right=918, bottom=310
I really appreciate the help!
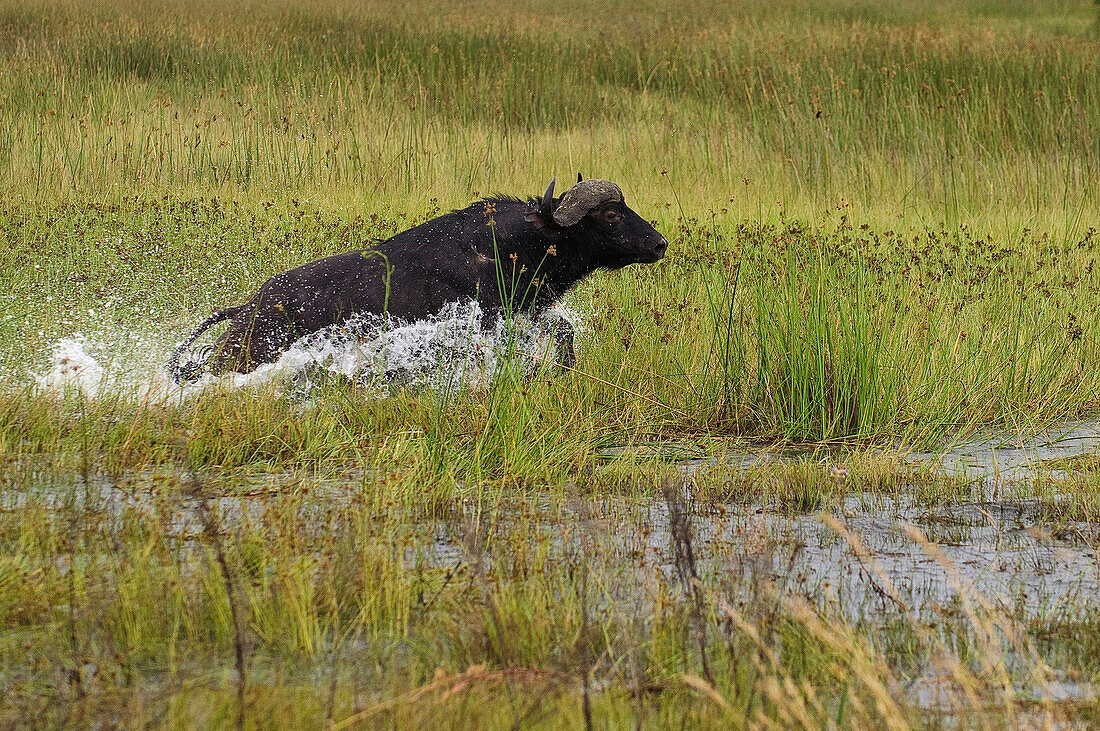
left=2, top=0, right=1100, bottom=727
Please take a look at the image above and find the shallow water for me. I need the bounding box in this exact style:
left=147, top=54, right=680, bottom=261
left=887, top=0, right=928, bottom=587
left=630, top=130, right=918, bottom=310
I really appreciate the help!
left=7, top=451, right=1097, bottom=621
left=906, top=419, right=1100, bottom=488
left=664, top=421, right=1100, bottom=618
left=5, top=444, right=1099, bottom=708
left=8, top=384, right=1100, bottom=624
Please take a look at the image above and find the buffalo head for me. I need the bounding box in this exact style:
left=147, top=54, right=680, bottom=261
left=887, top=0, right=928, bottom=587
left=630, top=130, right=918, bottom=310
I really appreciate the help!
left=540, top=176, right=668, bottom=268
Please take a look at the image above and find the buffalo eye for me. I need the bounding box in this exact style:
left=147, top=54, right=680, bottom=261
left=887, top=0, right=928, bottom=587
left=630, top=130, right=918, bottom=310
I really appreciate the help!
left=602, top=209, right=622, bottom=224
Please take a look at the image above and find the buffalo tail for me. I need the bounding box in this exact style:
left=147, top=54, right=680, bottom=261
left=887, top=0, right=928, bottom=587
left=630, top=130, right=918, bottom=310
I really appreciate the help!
left=166, top=306, right=244, bottom=383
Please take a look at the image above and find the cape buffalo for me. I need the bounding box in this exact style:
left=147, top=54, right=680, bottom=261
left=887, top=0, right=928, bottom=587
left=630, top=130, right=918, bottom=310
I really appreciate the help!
left=168, top=175, right=668, bottom=381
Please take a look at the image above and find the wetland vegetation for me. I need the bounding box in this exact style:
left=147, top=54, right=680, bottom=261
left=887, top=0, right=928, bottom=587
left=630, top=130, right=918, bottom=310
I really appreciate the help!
left=2, top=0, right=1100, bottom=726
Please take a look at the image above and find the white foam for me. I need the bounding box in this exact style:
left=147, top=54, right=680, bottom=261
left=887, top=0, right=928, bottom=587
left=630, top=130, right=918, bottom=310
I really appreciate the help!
left=34, top=303, right=580, bottom=402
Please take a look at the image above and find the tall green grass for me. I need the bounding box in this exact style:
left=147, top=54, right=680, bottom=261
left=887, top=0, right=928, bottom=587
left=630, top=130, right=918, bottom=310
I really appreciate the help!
left=0, top=0, right=1097, bottom=230
left=691, top=221, right=1100, bottom=442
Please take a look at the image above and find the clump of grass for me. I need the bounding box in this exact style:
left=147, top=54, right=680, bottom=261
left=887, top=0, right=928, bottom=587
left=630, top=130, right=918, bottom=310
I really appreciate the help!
left=686, top=220, right=1100, bottom=442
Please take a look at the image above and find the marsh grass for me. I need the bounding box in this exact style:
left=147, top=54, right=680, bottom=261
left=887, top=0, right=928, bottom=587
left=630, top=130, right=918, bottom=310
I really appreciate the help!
left=4, top=462, right=1098, bottom=727
left=0, top=0, right=1097, bottom=228
left=3, top=0, right=1100, bottom=726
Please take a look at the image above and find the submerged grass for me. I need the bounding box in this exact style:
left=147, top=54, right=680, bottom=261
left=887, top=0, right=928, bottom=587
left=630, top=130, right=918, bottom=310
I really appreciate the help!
left=2, top=0, right=1100, bottom=726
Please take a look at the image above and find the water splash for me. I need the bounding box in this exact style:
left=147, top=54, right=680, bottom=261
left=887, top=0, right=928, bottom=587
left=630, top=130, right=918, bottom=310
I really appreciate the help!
left=34, top=335, right=106, bottom=398
left=34, top=303, right=580, bottom=402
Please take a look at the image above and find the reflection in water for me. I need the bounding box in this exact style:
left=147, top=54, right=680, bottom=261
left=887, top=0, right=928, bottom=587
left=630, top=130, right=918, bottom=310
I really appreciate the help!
left=6, top=445, right=1098, bottom=622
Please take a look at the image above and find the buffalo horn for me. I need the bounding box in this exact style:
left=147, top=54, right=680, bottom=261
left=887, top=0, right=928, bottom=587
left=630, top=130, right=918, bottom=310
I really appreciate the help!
left=541, top=177, right=556, bottom=216
left=552, top=179, right=624, bottom=227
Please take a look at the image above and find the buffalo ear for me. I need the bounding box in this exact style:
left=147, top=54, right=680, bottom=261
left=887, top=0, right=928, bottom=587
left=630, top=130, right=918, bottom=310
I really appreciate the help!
left=577, top=172, right=583, bottom=183
left=541, top=177, right=556, bottom=217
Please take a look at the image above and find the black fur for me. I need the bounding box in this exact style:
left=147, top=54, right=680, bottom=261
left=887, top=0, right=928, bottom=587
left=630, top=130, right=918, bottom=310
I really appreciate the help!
left=169, top=182, right=667, bottom=379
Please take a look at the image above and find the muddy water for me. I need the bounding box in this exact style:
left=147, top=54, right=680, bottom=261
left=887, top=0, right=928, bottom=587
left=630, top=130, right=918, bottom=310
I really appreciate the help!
left=653, top=494, right=1097, bottom=615
left=630, top=420, right=1100, bottom=618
